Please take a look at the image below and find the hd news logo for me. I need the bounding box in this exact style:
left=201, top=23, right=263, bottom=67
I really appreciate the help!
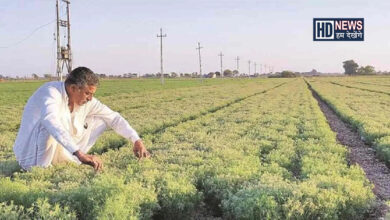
left=313, top=18, right=364, bottom=41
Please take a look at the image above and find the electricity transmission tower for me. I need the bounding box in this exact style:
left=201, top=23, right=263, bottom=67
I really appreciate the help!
left=56, top=0, right=72, bottom=81
left=218, top=52, right=224, bottom=78
left=196, top=42, right=203, bottom=81
left=157, top=28, right=167, bottom=84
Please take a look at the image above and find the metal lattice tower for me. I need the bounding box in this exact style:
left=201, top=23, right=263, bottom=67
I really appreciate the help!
left=56, top=0, right=72, bottom=81
left=157, top=28, right=167, bottom=85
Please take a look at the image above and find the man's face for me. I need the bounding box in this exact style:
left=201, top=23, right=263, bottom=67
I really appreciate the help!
left=71, top=85, right=97, bottom=106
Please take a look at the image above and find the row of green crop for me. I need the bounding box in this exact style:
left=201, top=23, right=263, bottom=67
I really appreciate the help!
left=0, top=78, right=284, bottom=140
left=313, top=75, right=390, bottom=94
left=0, top=78, right=241, bottom=133
left=0, top=81, right=286, bottom=218
left=192, top=78, right=373, bottom=219
left=307, top=78, right=390, bottom=166
left=0, top=78, right=374, bottom=219
left=0, top=78, right=286, bottom=176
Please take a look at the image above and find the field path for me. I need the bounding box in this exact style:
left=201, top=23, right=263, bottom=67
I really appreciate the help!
left=306, top=80, right=390, bottom=219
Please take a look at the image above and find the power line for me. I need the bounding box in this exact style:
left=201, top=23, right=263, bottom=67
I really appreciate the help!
left=0, top=19, right=56, bottom=49
left=0, top=5, right=67, bottom=49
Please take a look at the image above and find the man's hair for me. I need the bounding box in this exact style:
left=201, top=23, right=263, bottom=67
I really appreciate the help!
left=65, top=67, right=99, bottom=87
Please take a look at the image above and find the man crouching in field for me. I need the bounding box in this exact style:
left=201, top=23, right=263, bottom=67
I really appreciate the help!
left=13, top=67, right=150, bottom=171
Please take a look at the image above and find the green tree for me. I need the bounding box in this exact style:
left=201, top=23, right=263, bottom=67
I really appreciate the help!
left=343, top=60, right=359, bottom=75
left=357, top=65, right=375, bottom=75
left=233, top=70, right=239, bottom=76
left=363, top=65, right=375, bottom=74
left=223, top=69, right=233, bottom=77
left=32, top=74, right=39, bottom=80
left=357, top=67, right=364, bottom=74
left=310, top=69, right=318, bottom=74
left=280, top=71, right=296, bottom=78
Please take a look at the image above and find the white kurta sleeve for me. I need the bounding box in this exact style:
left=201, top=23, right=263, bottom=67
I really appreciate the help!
left=39, top=87, right=79, bottom=153
left=87, top=98, right=140, bottom=143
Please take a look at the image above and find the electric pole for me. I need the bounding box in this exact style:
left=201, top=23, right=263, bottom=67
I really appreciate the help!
left=218, top=52, right=224, bottom=78
left=196, top=42, right=203, bottom=81
left=260, top=64, right=263, bottom=74
left=254, top=62, right=257, bottom=75
left=157, top=28, right=167, bottom=84
left=248, top=60, right=251, bottom=75
left=265, top=64, right=267, bottom=74
left=56, top=0, right=72, bottom=81
left=235, top=56, right=240, bottom=71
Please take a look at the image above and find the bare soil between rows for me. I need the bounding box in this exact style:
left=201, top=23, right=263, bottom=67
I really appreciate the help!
left=307, top=82, right=390, bottom=219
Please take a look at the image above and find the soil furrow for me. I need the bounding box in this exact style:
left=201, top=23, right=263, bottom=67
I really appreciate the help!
left=306, top=80, right=390, bottom=219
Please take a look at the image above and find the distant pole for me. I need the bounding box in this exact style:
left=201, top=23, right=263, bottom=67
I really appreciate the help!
left=196, top=42, right=203, bottom=82
left=235, top=56, right=240, bottom=71
left=254, top=62, right=257, bottom=75
left=265, top=64, right=267, bottom=74
left=157, top=28, right=167, bottom=84
left=248, top=60, right=251, bottom=75
left=218, top=52, right=224, bottom=78
left=260, top=64, right=263, bottom=74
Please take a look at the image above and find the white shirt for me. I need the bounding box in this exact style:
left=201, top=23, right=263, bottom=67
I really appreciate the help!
left=13, top=81, right=140, bottom=163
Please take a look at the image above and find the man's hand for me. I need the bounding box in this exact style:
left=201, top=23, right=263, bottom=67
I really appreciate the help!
left=133, top=139, right=150, bottom=160
left=73, top=150, right=103, bottom=171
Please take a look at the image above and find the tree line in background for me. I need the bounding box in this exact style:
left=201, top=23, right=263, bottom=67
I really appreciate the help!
left=343, top=60, right=379, bottom=75
left=1, top=60, right=388, bottom=81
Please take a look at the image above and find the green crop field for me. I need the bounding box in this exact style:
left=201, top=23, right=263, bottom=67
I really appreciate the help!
left=307, top=77, right=390, bottom=167
left=1, top=76, right=389, bottom=219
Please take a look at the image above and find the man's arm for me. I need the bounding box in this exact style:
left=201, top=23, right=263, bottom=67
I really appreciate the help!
left=73, top=150, right=103, bottom=171
left=133, top=139, right=150, bottom=159
left=39, top=87, right=102, bottom=170
left=87, top=98, right=150, bottom=159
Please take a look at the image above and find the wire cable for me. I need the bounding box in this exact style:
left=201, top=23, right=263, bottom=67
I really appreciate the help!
left=0, top=4, right=67, bottom=49
left=0, top=19, right=56, bottom=49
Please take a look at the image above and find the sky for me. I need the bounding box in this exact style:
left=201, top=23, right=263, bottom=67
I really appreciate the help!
left=0, top=0, right=390, bottom=77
